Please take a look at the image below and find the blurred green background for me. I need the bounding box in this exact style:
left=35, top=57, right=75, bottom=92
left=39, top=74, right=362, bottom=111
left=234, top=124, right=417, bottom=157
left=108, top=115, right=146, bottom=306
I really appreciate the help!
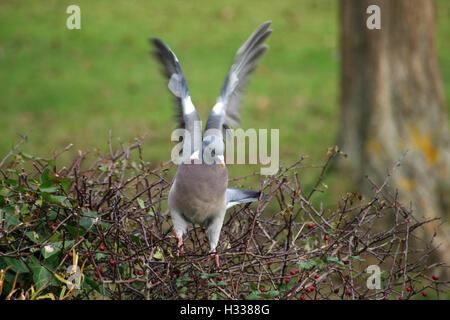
left=1, top=0, right=449, bottom=206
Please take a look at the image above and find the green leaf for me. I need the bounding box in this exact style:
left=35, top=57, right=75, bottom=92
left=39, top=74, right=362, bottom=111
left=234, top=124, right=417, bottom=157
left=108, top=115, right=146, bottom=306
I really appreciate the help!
left=322, top=256, right=339, bottom=263
left=41, top=240, right=74, bottom=259
left=3, top=207, right=20, bottom=228
left=64, top=224, right=78, bottom=238
left=298, top=260, right=316, bottom=270
left=249, top=282, right=258, bottom=290
left=179, top=287, right=187, bottom=293
left=40, top=192, right=72, bottom=208
left=152, top=247, right=164, bottom=261
left=349, top=255, right=365, bottom=262
left=39, top=186, right=58, bottom=193
left=85, top=276, right=99, bottom=291
left=79, top=209, right=99, bottom=230
left=0, top=188, right=10, bottom=196
left=30, top=257, right=53, bottom=291
left=26, top=231, right=41, bottom=244
left=4, top=179, right=18, bottom=186
left=180, top=276, right=191, bottom=282
left=40, top=168, right=54, bottom=186
left=48, top=211, right=58, bottom=220
left=279, top=281, right=296, bottom=292
left=96, top=253, right=105, bottom=260
left=130, top=234, right=141, bottom=246
left=261, top=290, right=279, bottom=298
left=40, top=186, right=58, bottom=193
left=42, top=245, right=58, bottom=259
left=61, top=178, right=71, bottom=193
left=2, top=257, right=30, bottom=273
left=200, top=272, right=221, bottom=279
left=21, top=203, right=29, bottom=215
left=21, top=152, right=48, bottom=161
left=246, top=292, right=261, bottom=300
left=137, top=198, right=145, bottom=209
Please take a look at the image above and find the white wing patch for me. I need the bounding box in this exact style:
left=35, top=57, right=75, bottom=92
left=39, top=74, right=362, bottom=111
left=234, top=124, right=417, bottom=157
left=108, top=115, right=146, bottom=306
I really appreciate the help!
left=211, top=101, right=225, bottom=115
left=183, top=96, right=196, bottom=115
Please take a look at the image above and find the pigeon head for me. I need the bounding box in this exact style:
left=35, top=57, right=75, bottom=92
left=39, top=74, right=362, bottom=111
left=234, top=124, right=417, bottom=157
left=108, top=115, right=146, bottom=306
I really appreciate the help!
left=201, top=134, right=225, bottom=167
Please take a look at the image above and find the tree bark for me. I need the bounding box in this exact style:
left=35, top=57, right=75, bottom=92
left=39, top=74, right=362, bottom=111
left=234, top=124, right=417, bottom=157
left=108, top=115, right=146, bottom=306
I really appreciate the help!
left=339, top=0, right=450, bottom=269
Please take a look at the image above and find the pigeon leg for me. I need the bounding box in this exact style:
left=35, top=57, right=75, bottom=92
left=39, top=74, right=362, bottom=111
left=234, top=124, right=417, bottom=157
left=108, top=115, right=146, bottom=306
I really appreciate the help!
left=206, top=250, right=220, bottom=268
left=174, top=232, right=184, bottom=256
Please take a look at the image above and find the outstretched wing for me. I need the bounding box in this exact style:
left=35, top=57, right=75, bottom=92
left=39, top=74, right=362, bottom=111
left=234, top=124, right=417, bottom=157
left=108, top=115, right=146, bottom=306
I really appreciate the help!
left=205, top=21, right=272, bottom=136
left=150, top=38, right=201, bottom=155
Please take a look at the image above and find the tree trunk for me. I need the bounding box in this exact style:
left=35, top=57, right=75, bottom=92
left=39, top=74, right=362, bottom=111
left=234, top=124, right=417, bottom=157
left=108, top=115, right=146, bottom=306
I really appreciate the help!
left=338, top=0, right=450, bottom=270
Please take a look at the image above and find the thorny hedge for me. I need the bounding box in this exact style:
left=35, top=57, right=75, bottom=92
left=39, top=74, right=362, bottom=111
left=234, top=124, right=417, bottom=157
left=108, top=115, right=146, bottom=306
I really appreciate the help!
left=0, top=134, right=448, bottom=300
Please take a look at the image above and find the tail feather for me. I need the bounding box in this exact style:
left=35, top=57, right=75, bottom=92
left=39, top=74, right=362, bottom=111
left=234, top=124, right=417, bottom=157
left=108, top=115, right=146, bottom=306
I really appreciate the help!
left=226, top=188, right=267, bottom=209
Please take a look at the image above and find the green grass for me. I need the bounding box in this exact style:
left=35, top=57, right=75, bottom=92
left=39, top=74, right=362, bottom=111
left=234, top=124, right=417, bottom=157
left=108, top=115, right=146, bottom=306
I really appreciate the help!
left=0, top=0, right=449, bottom=208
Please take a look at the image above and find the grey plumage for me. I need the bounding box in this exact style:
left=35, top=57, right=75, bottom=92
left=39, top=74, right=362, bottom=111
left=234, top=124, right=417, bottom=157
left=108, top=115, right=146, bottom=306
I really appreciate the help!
left=151, top=22, right=272, bottom=265
left=205, top=21, right=272, bottom=135
left=150, top=38, right=201, bottom=154
left=226, top=188, right=265, bottom=209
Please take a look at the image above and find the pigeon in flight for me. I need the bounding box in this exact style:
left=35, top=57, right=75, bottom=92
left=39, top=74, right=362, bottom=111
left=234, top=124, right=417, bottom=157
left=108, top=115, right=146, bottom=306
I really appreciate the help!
left=150, top=21, right=272, bottom=267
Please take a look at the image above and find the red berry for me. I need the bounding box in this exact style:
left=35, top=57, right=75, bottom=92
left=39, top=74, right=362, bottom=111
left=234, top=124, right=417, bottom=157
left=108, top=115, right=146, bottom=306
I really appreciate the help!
left=432, top=274, right=439, bottom=281
left=242, top=295, right=247, bottom=300
left=68, top=252, right=73, bottom=258
left=324, top=235, right=329, bottom=240
left=94, top=272, right=99, bottom=277
left=285, top=278, right=290, bottom=283
left=344, top=275, right=349, bottom=279
left=98, top=266, right=103, bottom=273
left=93, top=276, right=98, bottom=281
left=190, top=277, right=194, bottom=282
left=217, top=276, right=223, bottom=281
left=197, top=284, right=202, bottom=289
left=151, top=279, right=156, bottom=284
left=300, top=295, right=306, bottom=300
left=170, top=272, right=176, bottom=277
left=306, top=287, right=311, bottom=293
left=343, top=260, right=349, bottom=265
left=260, top=288, right=265, bottom=292
left=290, top=269, right=298, bottom=276
left=422, top=291, right=427, bottom=297
left=314, top=274, right=319, bottom=279
left=99, top=245, right=105, bottom=251
left=110, top=259, right=116, bottom=266
left=307, top=223, right=313, bottom=229
left=406, top=286, right=412, bottom=292
left=346, top=289, right=352, bottom=295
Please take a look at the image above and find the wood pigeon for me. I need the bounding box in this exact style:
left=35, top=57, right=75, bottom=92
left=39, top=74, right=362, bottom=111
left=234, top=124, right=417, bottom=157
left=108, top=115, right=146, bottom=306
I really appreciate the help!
left=150, top=21, right=272, bottom=267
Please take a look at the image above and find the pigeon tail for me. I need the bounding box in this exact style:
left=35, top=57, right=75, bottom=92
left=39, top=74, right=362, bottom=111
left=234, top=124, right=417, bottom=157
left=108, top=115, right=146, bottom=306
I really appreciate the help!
left=226, top=188, right=267, bottom=209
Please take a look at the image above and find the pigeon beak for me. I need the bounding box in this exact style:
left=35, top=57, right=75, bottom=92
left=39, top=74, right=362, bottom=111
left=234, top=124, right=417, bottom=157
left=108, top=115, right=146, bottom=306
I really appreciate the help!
left=218, top=155, right=226, bottom=168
